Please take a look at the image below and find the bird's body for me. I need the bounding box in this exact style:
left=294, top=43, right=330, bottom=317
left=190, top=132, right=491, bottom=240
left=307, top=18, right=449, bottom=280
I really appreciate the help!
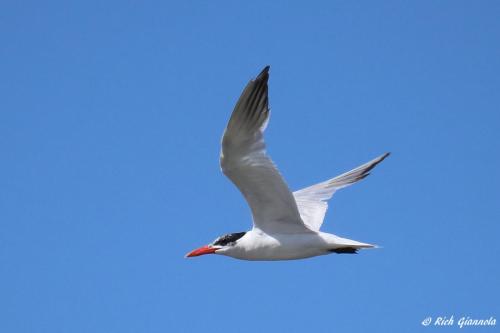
left=216, top=230, right=373, bottom=261
left=186, top=66, right=389, bottom=261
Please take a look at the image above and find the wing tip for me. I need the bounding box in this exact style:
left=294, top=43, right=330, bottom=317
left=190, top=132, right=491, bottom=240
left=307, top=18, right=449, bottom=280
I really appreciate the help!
left=256, top=66, right=270, bottom=80
left=362, top=151, right=391, bottom=176
left=369, top=152, right=391, bottom=169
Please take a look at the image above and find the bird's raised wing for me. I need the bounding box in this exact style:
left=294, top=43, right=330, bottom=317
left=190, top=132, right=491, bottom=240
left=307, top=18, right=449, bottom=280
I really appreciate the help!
left=293, top=153, right=390, bottom=231
left=220, top=67, right=310, bottom=234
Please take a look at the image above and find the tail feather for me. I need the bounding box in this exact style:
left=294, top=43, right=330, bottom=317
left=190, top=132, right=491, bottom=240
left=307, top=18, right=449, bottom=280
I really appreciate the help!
left=329, top=236, right=377, bottom=254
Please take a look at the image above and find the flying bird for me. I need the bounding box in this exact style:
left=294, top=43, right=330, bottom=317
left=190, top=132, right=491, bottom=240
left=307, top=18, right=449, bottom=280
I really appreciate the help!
left=186, top=66, right=389, bottom=261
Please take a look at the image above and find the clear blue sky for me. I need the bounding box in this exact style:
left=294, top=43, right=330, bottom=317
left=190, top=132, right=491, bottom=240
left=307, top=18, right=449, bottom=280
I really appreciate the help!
left=1, top=1, right=499, bottom=332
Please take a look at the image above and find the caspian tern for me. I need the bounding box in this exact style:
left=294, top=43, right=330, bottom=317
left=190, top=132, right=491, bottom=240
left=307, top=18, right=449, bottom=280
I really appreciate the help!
left=186, top=66, right=389, bottom=261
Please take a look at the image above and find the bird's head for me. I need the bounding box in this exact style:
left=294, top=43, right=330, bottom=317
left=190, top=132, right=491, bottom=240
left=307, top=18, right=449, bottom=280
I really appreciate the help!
left=185, top=232, right=246, bottom=258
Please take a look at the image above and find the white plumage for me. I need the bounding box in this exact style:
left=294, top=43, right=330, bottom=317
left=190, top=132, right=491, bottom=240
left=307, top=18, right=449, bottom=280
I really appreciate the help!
left=293, top=153, right=389, bottom=231
left=186, top=66, right=389, bottom=261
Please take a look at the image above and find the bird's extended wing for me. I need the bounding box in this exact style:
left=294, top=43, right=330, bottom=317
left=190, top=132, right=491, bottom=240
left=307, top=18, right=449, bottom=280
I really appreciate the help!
left=220, top=67, right=310, bottom=234
left=293, top=153, right=390, bottom=231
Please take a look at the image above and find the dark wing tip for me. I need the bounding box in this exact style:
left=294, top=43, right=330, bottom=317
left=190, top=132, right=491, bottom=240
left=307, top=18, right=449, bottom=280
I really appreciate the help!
left=256, top=66, right=270, bottom=80
left=330, top=247, right=359, bottom=254
left=361, top=152, right=391, bottom=176
left=374, top=152, right=390, bottom=166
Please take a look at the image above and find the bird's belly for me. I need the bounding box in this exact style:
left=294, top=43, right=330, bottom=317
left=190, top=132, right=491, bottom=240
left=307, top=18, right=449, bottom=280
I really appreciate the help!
left=229, top=233, right=330, bottom=261
left=236, top=248, right=326, bottom=261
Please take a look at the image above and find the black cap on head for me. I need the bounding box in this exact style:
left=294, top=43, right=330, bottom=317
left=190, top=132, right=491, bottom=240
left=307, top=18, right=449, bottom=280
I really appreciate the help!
left=213, top=232, right=246, bottom=246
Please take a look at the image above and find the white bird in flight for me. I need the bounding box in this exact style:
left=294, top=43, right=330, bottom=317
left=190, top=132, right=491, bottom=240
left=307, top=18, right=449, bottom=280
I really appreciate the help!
left=186, top=66, right=389, bottom=261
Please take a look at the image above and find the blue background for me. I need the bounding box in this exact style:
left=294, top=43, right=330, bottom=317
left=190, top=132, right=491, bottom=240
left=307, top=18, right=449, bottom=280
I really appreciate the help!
left=1, top=1, right=499, bottom=332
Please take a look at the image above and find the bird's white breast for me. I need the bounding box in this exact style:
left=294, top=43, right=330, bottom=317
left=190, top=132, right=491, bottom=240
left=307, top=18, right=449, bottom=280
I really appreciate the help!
left=220, top=229, right=334, bottom=261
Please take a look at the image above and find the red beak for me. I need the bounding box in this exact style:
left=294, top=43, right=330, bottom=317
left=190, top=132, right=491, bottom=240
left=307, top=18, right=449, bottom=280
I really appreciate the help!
left=185, top=245, right=218, bottom=258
